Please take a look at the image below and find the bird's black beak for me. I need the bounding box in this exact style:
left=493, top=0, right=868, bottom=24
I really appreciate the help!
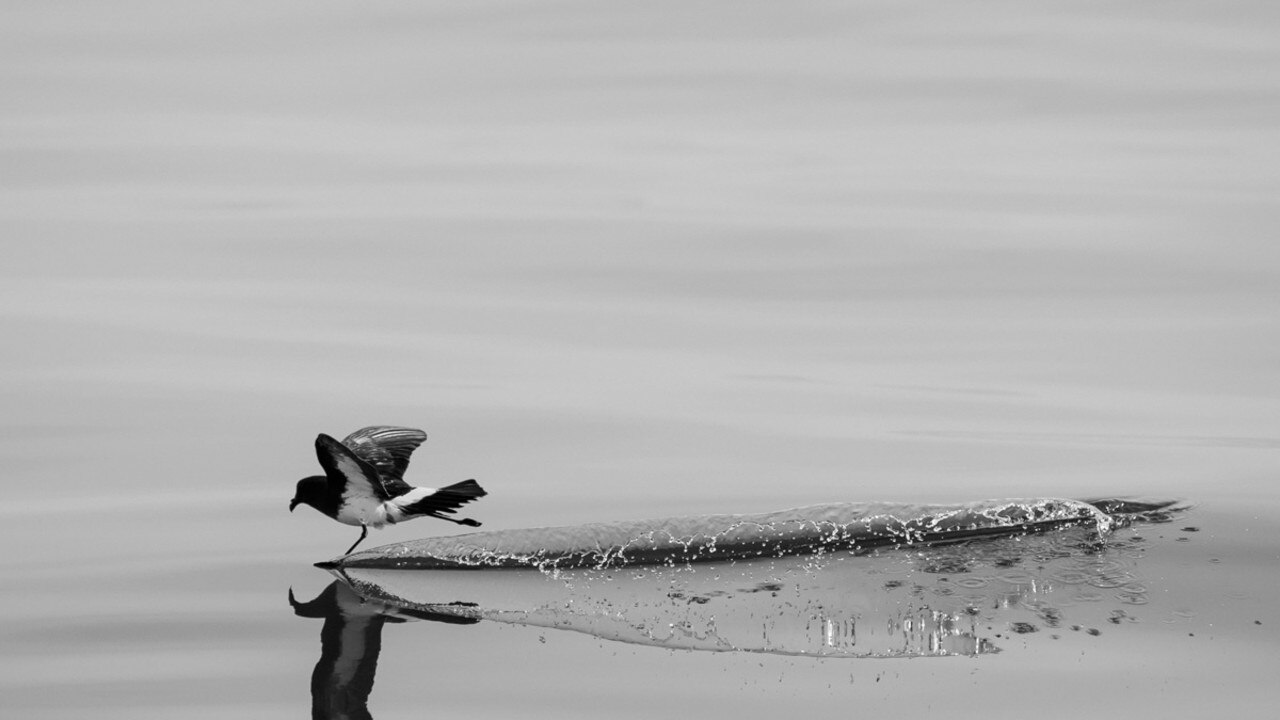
left=289, top=499, right=299, bottom=512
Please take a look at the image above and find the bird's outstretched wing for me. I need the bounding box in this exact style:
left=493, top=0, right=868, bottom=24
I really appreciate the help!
left=341, top=426, right=428, bottom=491
left=316, top=434, right=390, bottom=501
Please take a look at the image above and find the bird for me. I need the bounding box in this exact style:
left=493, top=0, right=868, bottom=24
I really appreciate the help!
left=290, top=426, right=487, bottom=555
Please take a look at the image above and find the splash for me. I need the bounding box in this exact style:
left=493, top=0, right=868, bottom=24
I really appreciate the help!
left=333, top=498, right=1119, bottom=571
left=322, top=498, right=1183, bottom=658
left=328, top=513, right=1179, bottom=658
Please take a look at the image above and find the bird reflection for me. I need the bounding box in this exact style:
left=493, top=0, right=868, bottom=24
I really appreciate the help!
left=291, top=581, right=478, bottom=720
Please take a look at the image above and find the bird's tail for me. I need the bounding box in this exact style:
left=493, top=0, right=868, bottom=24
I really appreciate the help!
left=436, top=479, right=486, bottom=500
left=400, top=479, right=488, bottom=527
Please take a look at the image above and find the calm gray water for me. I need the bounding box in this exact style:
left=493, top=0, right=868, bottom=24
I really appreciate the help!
left=3, top=1, right=1279, bottom=717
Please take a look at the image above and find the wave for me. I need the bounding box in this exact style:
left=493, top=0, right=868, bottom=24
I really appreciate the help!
left=328, top=519, right=1184, bottom=658
left=321, top=498, right=1183, bottom=658
left=329, top=497, right=1171, bottom=571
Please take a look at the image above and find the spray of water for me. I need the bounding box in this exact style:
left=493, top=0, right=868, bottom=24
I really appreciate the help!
left=331, top=498, right=1126, bottom=571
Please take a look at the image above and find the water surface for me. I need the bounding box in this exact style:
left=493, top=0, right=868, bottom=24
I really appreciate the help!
left=2, top=1, right=1279, bottom=718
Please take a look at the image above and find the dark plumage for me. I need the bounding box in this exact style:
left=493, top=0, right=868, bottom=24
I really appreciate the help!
left=290, top=426, right=487, bottom=554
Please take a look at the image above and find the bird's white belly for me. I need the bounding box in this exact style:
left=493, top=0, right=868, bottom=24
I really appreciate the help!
left=335, top=495, right=392, bottom=528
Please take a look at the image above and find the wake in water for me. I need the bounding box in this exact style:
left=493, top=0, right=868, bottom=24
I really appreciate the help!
left=318, top=497, right=1184, bottom=659
left=328, top=497, right=1176, bottom=570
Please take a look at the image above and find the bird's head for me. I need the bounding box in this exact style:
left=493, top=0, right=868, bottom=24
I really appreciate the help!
left=290, top=476, right=327, bottom=512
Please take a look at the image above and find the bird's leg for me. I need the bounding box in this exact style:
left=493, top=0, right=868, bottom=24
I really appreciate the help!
left=345, top=524, right=369, bottom=555
left=431, top=513, right=482, bottom=528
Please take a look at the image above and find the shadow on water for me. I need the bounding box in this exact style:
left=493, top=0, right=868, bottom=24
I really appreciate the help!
left=292, top=498, right=1185, bottom=716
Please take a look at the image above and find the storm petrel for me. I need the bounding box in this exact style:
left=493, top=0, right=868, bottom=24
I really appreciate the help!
left=290, top=426, right=487, bottom=555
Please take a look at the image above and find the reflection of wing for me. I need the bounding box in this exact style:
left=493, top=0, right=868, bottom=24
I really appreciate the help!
left=341, top=427, right=427, bottom=491
left=316, top=434, right=389, bottom=504
left=291, top=581, right=479, bottom=720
